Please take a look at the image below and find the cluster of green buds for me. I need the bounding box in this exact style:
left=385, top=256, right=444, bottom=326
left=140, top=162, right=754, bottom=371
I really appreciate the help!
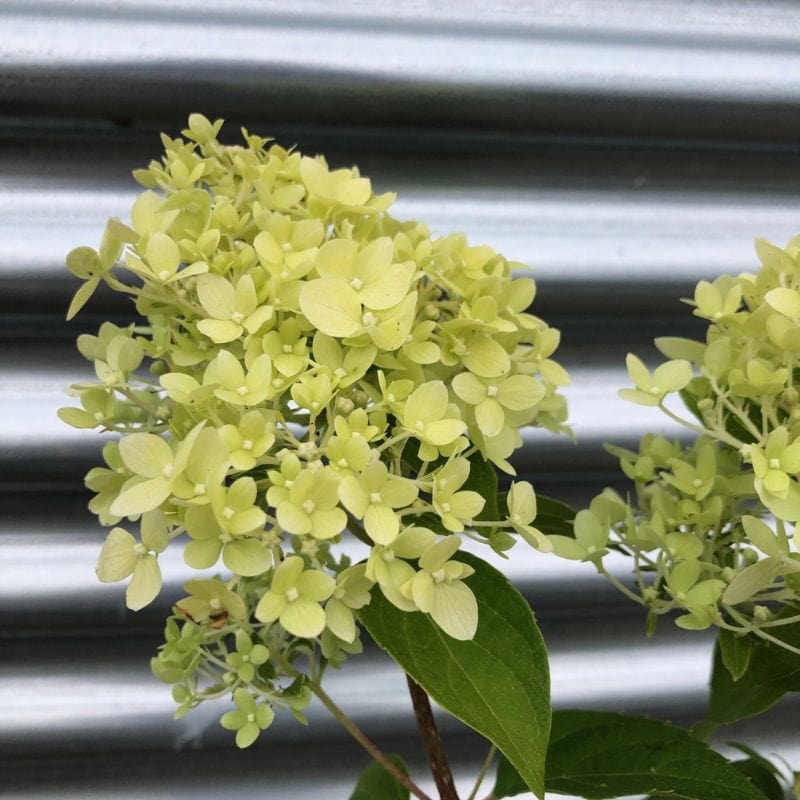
left=561, top=237, right=800, bottom=651
left=61, top=115, right=569, bottom=745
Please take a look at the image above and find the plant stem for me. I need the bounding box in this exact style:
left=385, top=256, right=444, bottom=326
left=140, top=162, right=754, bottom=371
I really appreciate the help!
left=406, top=675, right=460, bottom=800
left=309, top=678, right=433, bottom=800
left=467, top=745, right=496, bottom=800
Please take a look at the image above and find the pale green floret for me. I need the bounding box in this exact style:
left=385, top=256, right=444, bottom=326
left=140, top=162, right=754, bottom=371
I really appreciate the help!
left=324, top=565, right=373, bottom=643
left=338, top=460, right=419, bottom=544
left=619, top=354, right=693, bottom=407
left=505, top=481, right=551, bottom=552
left=255, top=555, right=335, bottom=638
left=403, top=536, right=478, bottom=641
left=220, top=688, right=275, bottom=749
left=95, top=510, right=168, bottom=610
left=431, top=458, right=485, bottom=533
left=275, top=468, right=347, bottom=540
left=196, top=272, right=273, bottom=343
left=401, top=381, right=467, bottom=462
left=63, top=114, right=572, bottom=734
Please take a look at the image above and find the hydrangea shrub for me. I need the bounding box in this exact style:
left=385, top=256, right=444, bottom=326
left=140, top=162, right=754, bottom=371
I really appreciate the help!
left=60, top=115, right=796, bottom=799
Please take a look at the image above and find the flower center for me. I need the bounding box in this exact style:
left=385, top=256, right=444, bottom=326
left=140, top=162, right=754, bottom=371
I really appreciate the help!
left=242, top=439, right=254, bottom=451
left=302, top=499, right=316, bottom=514
left=769, top=458, right=782, bottom=469
left=286, top=587, right=300, bottom=602
left=486, top=385, right=498, bottom=398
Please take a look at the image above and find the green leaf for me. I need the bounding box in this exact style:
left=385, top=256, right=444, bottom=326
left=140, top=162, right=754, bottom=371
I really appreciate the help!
left=746, top=616, right=800, bottom=690
left=348, top=754, right=410, bottom=800
left=462, top=452, right=499, bottom=522
left=707, top=642, right=785, bottom=727
left=494, top=710, right=770, bottom=800
left=359, top=551, right=550, bottom=799
left=733, top=757, right=786, bottom=800
left=718, top=629, right=754, bottom=681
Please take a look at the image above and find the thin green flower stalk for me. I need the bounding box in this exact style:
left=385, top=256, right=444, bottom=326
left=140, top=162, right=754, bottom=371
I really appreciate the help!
left=60, top=115, right=570, bottom=748
left=550, top=236, right=800, bottom=652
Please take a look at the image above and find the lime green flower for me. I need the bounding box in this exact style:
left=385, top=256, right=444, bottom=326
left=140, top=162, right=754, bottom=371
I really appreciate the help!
left=58, top=387, right=120, bottom=430
left=218, top=411, right=275, bottom=471
left=431, top=458, right=484, bottom=533
left=333, top=408, right=382, bottom=442
left=255, top=555, right=335, bottom=637
left=265, top=455, right=303, bottom=508
left=225, top=630, right=270, bottom=683
left=93, top=335, right=144, bottom=387
left=95, top=510, right=169, bottom=610
left=548, top=510, right=609, bottom=562
left=111, top=422, right=207, bottom=517
left=750, top=427, right=800, bottom=496
left=505, top=481, right=551, bottom=552
left=250, top=320, right=309, bottom=377
left=220, top=688, right=275, bottom=748
left=210, top=477, right=267, bottom=536
left=324, top=565, right=373, bottom=643
left=403, top=536, right=477, bottom=640
left=126, top=231, right=207, bottom=284
left=692, top=278, right=742, bottom=321
left=619, top=354, right=693, bottom=407
left=204, top=350, right=273, bottom=406
left=453, top=372, right=545, bottom=438
left=662, top=442, right=716, bottom=501
left=196, top=273, right=273, bottom=343
left=170, top=427, right=230, bottom=504
left=401, top=382, right=466, bottom=462
left=312, top=333, right=376, bottom=388
left=313, top=237, right=416, bottom=311
left=291, top=371, right=334, bottom=417
left=85, top=442, right=128, bottom=525
left=324, top=434, right=372, bottom=474
left=299, top=155, right=372, bottom=207
left=666, top=560, right=725, bottom=630
left=183, top=504, right=271, bottom=577
left=365, top=526, right=437, bottom=611
left=176, top=578, right=247, bottom=624
left=275, top=468, right=346, bottom=540
left=338, top=460, right=419, bottom=544
left=299, top=277, right=417, bottom=352
left=65, top=218, right=133, bottom=320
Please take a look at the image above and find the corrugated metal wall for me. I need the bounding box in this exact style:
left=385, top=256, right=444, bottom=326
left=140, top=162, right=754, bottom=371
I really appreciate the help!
left=2, top=2, right=799, bottom=797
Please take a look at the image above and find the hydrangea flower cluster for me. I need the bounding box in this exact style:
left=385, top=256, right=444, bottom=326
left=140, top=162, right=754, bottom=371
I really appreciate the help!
left=61, top=115, right=569, bottom=745
left=564, top=236, right=800, bottom=652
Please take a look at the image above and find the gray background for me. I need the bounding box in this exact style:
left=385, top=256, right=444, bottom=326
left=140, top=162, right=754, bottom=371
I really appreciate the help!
left=1, top=2, right=799, bottom=797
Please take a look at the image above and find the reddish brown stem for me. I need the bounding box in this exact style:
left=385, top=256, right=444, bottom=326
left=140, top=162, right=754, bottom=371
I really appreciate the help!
left=406, top=675, right=460, bottom=800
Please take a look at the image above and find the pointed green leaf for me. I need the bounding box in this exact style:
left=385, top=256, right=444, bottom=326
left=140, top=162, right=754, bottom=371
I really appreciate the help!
left=718, top=629, right=753, bottom=682
left=707, top=640, right=785, bottom=727
left=494, top=710, right=770, bottom=800
left=349, top=754, right=410, bottom=800
left=359, top=551, right=550, bottom=799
